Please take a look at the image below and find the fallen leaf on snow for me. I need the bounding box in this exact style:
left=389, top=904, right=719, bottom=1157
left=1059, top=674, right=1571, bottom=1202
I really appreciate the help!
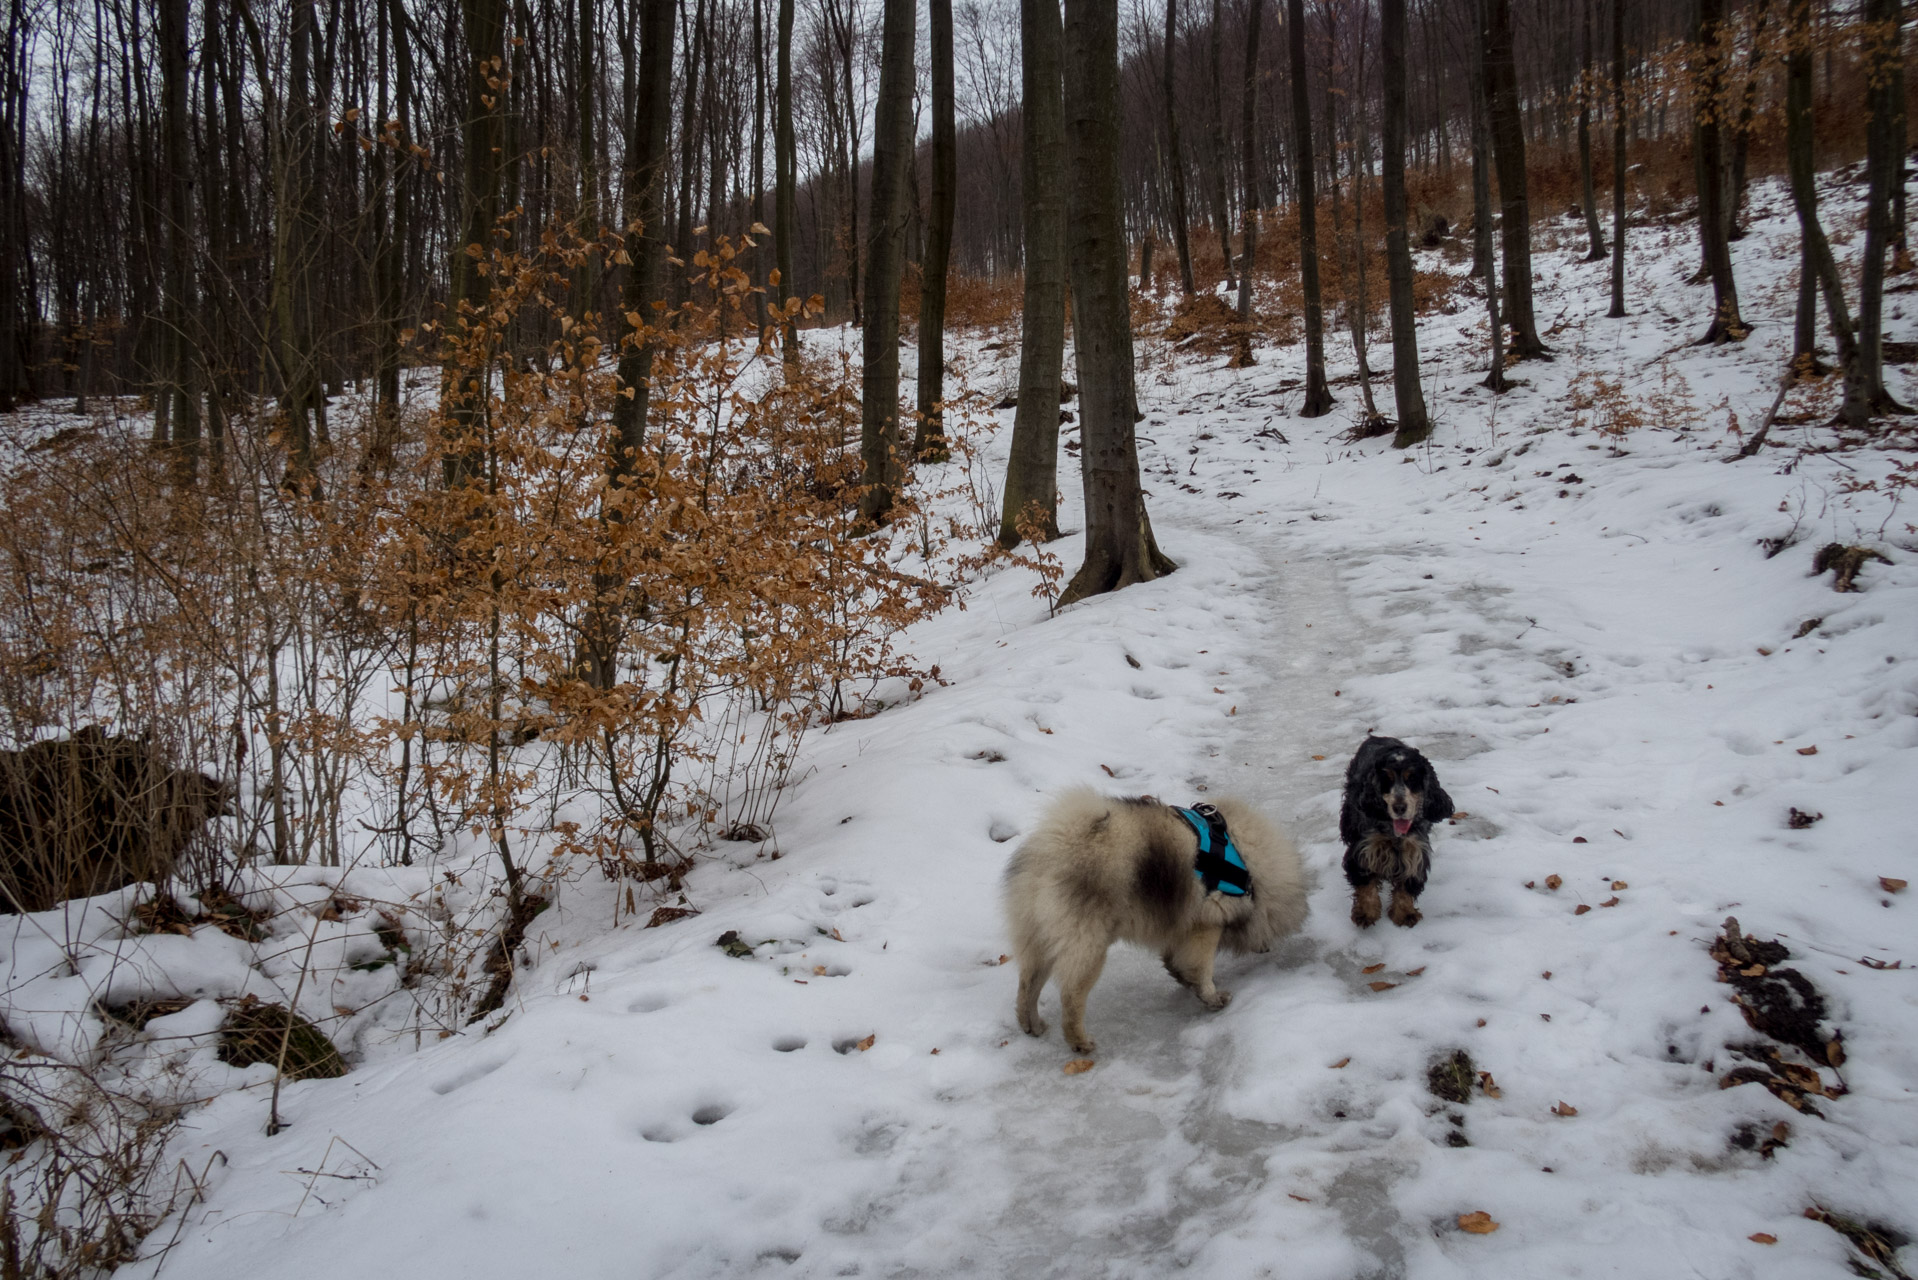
left=1611, top=880, right=1628, bottom=890
left=1882, top=877, right=1908, bottom=894
left=1312, top=754, right=1326, bottom=761
left=1287, top=1193, right=1312, bottom=1202
left=1600, top=896, right=1621, bottom=908
left=1478, top=1072, right=1502, bottom=1098
left=1573, top=836, right=1588, bottom=844
left=1750, top=1233, right=1777, bottom=1245
left=1457, top=1211, right=1500, bottom=1234
left=1368, top=981, right=1399, bottom=992
left=1062, top=1059, right=1095, bottom=1075
left=1552, top=1101, right=1579, bottom=1116
left=1797, top=745, right=1819, bottom=756
left=1545, top=875, right=1563, bottom=890
left=856, top=1034, right=876, bottom=1051
left=1330, top=1057, right=1351, bottom=1069
left=813, top=965, right=828, bottom=975
left=1362, top=963, right=1386, bottom=974
left=1405, top=966, right=1426, bottom=977
left=1575, top=904, right=1592, bottom=915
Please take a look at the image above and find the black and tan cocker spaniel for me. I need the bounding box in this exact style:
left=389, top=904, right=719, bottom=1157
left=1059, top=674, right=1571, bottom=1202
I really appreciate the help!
left=1340, top=735, right=1453, bottom=928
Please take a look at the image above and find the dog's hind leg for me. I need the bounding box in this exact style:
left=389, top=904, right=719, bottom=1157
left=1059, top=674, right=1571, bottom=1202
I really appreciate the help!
left=1054, top=939, right=1110, bottom=1055
left=1014, top=949, right=1055, bottom=1039
left=1165, top=924, right=1230, bottom=1010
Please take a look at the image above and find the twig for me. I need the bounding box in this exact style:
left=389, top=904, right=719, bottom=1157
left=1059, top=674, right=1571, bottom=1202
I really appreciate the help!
left=1729, top=363, right=1796, bottom=460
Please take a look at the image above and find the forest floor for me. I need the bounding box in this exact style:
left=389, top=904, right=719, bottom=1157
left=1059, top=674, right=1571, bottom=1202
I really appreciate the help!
left=9, top=176, right=1916, bottom=1279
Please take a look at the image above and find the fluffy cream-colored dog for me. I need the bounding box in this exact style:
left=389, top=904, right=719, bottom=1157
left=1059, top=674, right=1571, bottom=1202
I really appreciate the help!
left=1003, top=790, right=1308, bottom=1054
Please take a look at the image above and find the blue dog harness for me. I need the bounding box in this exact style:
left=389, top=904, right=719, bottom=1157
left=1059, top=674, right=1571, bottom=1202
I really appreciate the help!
left=1175, top=803, right=1252, bottom=897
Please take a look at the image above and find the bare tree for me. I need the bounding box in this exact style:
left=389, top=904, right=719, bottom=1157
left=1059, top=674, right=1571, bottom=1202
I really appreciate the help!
left=1692, top=0, right=1747, bottom=344
left=1577, top=0, right=1606, bottom=262
left=1163, top=0, right=1196, bottom=294
left=1482, top=0, right=1546, bottom=357
left=1058, top=0, right=1175, bottom=604
left=915, top=0, right=958, bottom=460
left=857, top=0, right=918, bottom=526
left=1608, top=0, right=1628, bottom=318
left=1288, top=0, right=1334, bottom=416
left=1381, top=0, right=1429, bottom=447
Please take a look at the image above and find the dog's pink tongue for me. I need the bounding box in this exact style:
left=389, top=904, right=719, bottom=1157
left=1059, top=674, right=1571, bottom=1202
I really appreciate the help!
left=1392, top=819, right=1412, bottom=836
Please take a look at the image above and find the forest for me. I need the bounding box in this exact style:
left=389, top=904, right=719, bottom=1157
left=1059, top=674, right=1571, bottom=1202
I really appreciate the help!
left=0, top=0, right=1914, bottom=1275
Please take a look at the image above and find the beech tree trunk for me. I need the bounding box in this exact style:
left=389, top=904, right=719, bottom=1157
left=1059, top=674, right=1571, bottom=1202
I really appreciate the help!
left=1608, top=0, right=1627, bottom=318
left=1785, top=0, right=1860, bottom=410
left=1057, top=0, right=1174, bottom=605
left=1854, top=0, right=1909, bottom=414
left=856, top=0, right=917, bottom=526
left=1470, top=9, right=1509, bottom=391
left=1482, top=0, right=1546, bottom=357
left=1382, top=0, right=1429, bottom=447
left=1000, top=0, right=1067, bottom=549
left=776, top=0, right=799, bottom=362
left=1692, top=0, right=1747, bottom=344
left=445, top=0, right=508, bottom=488
left=159, top=0, right=200, bottom=478
left=1163, top=0, right=1196, bottom=294
left=914, top=0, right=956, bottom=460
left=1232, top=0, right=1264, bottom=363
left=1577, top=0, right=1606, bottom=261
left=1288, top=0, right=1333, bottom=416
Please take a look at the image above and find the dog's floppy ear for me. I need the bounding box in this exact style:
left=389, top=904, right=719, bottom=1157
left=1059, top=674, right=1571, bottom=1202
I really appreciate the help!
left=1423, top=765, right=1455, bottom=824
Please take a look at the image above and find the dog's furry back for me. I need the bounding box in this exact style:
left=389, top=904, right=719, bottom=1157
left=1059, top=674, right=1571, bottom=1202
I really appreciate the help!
left=1003, top=790, right=1308, bottom=960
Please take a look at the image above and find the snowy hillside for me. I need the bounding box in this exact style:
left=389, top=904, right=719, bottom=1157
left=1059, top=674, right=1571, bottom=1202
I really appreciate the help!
left=10, top=176, right=1916, bottom=1279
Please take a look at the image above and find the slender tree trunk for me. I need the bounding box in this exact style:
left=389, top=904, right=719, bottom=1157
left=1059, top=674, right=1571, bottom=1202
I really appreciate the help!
left=1855, top=0, right=1909, bottom=412
left=856, top=0, right=917, bottom=526
left=573, top=0, right=600, bottom=313
left=1692, top=0, right=1747, bottom=344
left=159, top=0, right=200, bottom=479
left=1000, top=0, right=1067, bottom=549
left=1163, top=0, right=1195, bottom=294
left=1608, top=0, right=1627, bottom=318
left=914, top=0, right=956, bottom=460
left=1208, top=0, right=1234, bottom=286
left=445, top=0, right=508, bottom=487
left=751, top=0, right=769, bottom=338
left=582, top=0, right=673, bottom=690
left=1231, top=0, right=1264, bottom=367
left=776, top=0, right=799, bottom=361
left=1728, top=0, right=1771, bottom=238
left=1347, top=32, right=1381, bottom=424
left=1785, top=0, right=1860, bottom=410
left=1469, top=6, right=1509, bottom=391
left=1382, top=0, right=1428, bottom=447
left=1058, top=0, right=1174, bottom=605
left=1577, top=0, right=1606, bottom=260
left=1288, top=0, right=1333, bottom=415
left=1482, top=0, right=1546, bottom=356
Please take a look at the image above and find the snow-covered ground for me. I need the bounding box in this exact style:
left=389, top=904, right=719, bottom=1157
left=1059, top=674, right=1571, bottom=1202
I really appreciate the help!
left=9, top=176, right=1917, bottom=1278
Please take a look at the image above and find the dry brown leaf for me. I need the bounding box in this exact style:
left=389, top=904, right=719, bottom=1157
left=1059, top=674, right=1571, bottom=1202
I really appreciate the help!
left=856, top=1034, right=876, bottom=1051
left=1551, top=1101, right=1578, bottom=1116
left=1573, top=836, right=1588, bottom=844
left=1600, top=896, right=1621, bottom=908
left=1545, top=874, right=1563, bottom=890
left=1312, top=754, right=1327, bottom=761
left=1797, top=745, right=1818, bottom=756
left=1574, top=904, right=1592, bottom=915
left=1524, top=880, right=1536, bottom=889
left=1611, top=880, right=1628, bottom=890
left=1368, top=981, right=1398, bottom=992
left=1330, top=1057, right=1351, bottom=1069
left=1062, top=1058, right=1095, bottom=1075
left=1287, top=1192, right=1312, bottom=1202
left=1362, top=963, right=1386, bottom=974
left=831, top=928, right=845, bottom=941
left=1457, top=1211, right=1500, bottom=1234
left=1405, top=966, right=1427, bottom=977
left=998, top=954, right=1010, bottom=965
left=1477, top=1072, right=1503, bottom=1098
left=1749, top=1233, right=1777, bottom=1245
left=1740, top=963, right=1767, bottom=977
left=1881, top=877, right=1908, bottom=894
left=813, top=965, right=827, bottom=975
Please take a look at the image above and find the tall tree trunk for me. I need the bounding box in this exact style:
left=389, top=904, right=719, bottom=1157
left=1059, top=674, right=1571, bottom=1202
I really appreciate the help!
left=159, top=0, right=201, bottom=479
left=1854, top=0, right=1909, bottom=412
left=445, top=0, right=509, bottom=487
left=1163, top=0, right=1195, bottom=294
left=1692, top=0, right=1747, bottom=344
left=1208, top=0, right=1234, bottom=287
left=1232, top=0, right=1264, bottom=364
left=776, top=0, right=799, bottom=361
left=1288, top=0, right=1333, bottom=415
left=583, top=0, right=674, bottom=691
left=751, top=0, right=769, bottom=338
left=1728, top=0, right=1771, bottom=238
left=573, top=0, right=600, bottom=314
left=914, top=0, right=956, bottom=460
left=0, top=0, right=26, bottom=411
left=1577, top=0, right=1606, bottom=261
left=999, top=0, right=1067, bottom=549
left=674, top=0, right=704, bottom=311
left=1785, top=0, right=1860, bottom=407
left=1608, top=0, right=1627, bottom=318
left=1470, top=4, right=1508, bottom=390
left=1346, top=29, right=1381, bottom=424
left=856, top=0, right=917, bottom=526
left=1381, top=0, right=1428, bottom=447
left=1057, top=0, right=1174, bottom=605
left=1482, top=0, right=1546, bottom=356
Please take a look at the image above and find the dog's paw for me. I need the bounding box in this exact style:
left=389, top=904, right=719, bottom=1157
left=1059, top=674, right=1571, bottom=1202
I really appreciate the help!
left=1019, top=1014, right=1049, bottom=1038
left=1388, top=898, right=1422, bottom=928
left=1200, top=988, right=1232, bottom=1011
left=1350, top=899, right=1382, bottom=929
left=1067, top=1035, right=1097, bottom=1054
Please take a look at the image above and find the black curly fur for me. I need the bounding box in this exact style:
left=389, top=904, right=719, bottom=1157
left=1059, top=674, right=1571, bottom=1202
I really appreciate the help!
left=1339, top=736, right=1453, bottom=925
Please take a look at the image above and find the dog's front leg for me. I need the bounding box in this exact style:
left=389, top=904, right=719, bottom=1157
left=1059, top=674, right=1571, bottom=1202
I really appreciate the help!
left=1386, top=885, right=1422, bottom=928
left=1349, top=879, right=1383, bottom=928
left=1166, top=924, right=1230, bottom=1010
